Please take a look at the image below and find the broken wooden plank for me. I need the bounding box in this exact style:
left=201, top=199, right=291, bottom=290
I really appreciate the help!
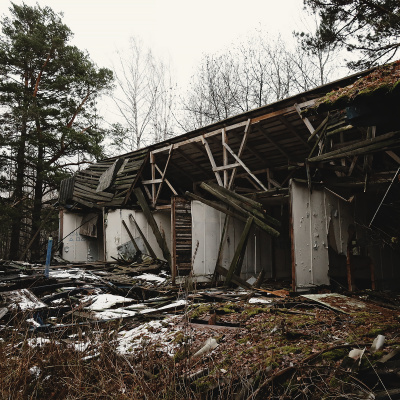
left=121, top=219, right=141, bottom=254
left=96, top=158, right=125, bottom=192
left=308, top=130, right=400, bottom=163
left=199, top=183, right=280, bottom=236
left=207, top=182, right=280, bottom=227
left=225, top=217, right=254, bottom=286
left=215, top=265, right=252, bottom=290
left=128, top=214, right=158, bottom=260
left=133, top=188, right=172, bottom=266
left=2, top=289, right=47, bottom=311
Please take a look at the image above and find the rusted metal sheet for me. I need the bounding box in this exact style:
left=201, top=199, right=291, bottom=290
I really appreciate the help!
left=301, top=293, right=367, bottom=314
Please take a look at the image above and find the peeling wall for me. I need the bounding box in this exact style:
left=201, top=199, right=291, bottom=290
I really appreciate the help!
left=191, top=201, right=272, bottom=281
left=61, top=209, right=171, bottom=263
left=105, top=209, right=171, bottom=262
left=290, top=181, right=352, bottom=291
left=61, top=211, right=102, bottom=262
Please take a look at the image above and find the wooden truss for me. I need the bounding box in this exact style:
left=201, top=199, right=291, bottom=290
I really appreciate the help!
left=142, top=100, right=315, bottom=206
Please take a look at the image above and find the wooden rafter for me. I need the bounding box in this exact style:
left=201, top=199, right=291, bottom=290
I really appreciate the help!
left=228, top=119, right=251, bottom=190
left=176, top=148, right=212, bottom=178
left=278, top=115, right=310, bottom=148
left=201, top=135, right=223, bottom=186
left=257, top=125, right=291, bottom=160
left=294, top=102, right=315, bottom=135
left=222, top=141, right=268, bottom=191
left=154, top=145, right=174, bottom=205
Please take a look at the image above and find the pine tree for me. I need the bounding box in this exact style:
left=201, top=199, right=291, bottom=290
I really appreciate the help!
left=0, top=2, right=113, bottom=260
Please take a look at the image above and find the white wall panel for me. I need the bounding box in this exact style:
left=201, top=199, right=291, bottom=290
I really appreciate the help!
left=290, top=181, right=352, bottom=290
left=191, top=201, right=272, bottom=280
left=105, top=209, right=171, bottom=262
left=61, top=211, right=100, bottom=262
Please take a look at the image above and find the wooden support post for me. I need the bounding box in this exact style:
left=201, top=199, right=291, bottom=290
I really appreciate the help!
left=171, top=197, right=176, bottom=285
left=201, top=135, right=223, bottom=186
left=212, top=214, right=230, bottom=285
left=346, top=248, right=354, bottom=292
left=228, top=119, right=251, bottom=190
left=225, top=217, right=254, bottom=286
left=150, top=152, right=156, bottom=205
left=222, top=128, right=228, bottom=188
left=154, top=145, right=174, bottom=205
left=254, top=269, right=265, bottom=288
left=128, top=214, right=157, bottom=260
left=121, top=219, right=141, bottom=253
left=369, top=258, right=375, bottom=290
left=133, top=188, right=172, bottom=266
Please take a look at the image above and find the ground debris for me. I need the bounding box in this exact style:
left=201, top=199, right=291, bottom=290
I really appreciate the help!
left=0, top=259, right=399, bottom=399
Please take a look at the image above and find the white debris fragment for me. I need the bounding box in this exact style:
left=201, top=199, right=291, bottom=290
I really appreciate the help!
left=49, top=269, right=100, bottom=281
left=93, top=308, right=137, bottom=319
left=248, top=297, right=272, bottom=304
left=86, top=294, right=134, bottom=311
left=29, top=366, right=41, bottom=378
left=193, top=337, right=219, bottom=358
left=117, top=317, right=180, bottom=356
left=134, top=273, right=166, bottom=283
left=157, top=299, right=187, bottom=311
left=348, top=347, right=366, bottom=365
left=371, top=335, right=385, bottom=353
left=246, top=276, right=257, bottom=285
left=27, top=338, right=57, bottom=347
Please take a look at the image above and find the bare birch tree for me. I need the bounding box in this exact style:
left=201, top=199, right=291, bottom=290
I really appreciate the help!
left=111, top=38, right=175, bottom=153
left=180, top=31, right=342, bottom=130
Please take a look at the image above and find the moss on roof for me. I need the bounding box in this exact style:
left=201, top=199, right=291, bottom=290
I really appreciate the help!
left=312, top=60, right=400, bottom=113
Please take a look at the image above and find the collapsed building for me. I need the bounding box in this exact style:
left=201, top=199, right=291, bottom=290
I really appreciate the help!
left=58, top=61, right=400, bottom=292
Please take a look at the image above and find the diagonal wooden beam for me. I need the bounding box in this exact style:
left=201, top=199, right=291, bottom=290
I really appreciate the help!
left=154, top=145, right=174, bottom=205
left=222, top=128, right=228, bottom=187
left=225, top=217, right=254, bottom=286
left=386, top=150, right=400, bottom=164
left=133, top=187, right=172, bottom=266
left=228, top=119, right=251, bottom=190
left=257, top=125, right=291, bottom=160
left=294, top=102, right=315, bottom=135
left=154, top=163, right=178, bottom=195
left=278, top=115, right=311, bottom=149
left=201, top=135, right=223, bottom=186
left=223, top=141, right=268, bottom=191
left=176, top=147, right=212, bottom=178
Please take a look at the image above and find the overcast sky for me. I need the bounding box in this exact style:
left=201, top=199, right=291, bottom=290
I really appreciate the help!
left=0, top=0, right=308, bottom=87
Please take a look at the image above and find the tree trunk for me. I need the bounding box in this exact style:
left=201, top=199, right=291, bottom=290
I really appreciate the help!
left=9, top=116, right=27, bottom=260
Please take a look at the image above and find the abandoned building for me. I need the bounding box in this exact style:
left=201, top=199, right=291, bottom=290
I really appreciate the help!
left=58, top=61, right=400, bottom=292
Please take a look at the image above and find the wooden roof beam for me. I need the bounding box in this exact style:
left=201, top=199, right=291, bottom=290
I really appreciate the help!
left=257, top=125, right=291, bottom=160
left=278, top=116, right=311, bottom=149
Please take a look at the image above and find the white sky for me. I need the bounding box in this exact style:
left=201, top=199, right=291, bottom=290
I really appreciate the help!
left=0, top=0, right=308, bottom=88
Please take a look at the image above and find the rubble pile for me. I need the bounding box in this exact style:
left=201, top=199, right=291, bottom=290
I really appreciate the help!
left=1, top=258, right=400, bottom=399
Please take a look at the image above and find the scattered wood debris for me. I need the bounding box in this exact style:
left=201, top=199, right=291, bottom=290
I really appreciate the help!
left=0, top=257, right=400, bottom=399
